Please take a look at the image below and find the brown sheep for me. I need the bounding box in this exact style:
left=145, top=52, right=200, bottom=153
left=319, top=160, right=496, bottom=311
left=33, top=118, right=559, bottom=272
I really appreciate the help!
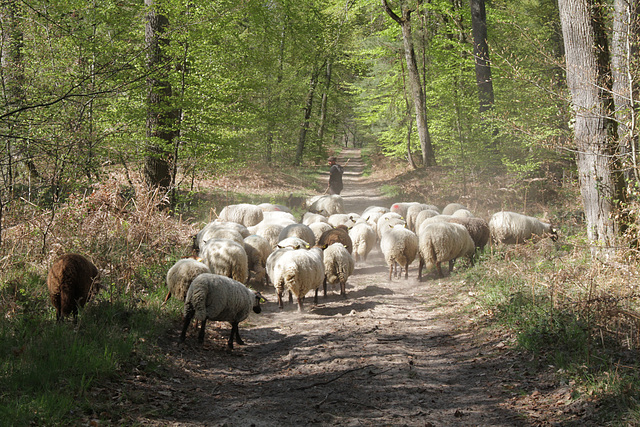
left=317, top=225, right=353, bottom=254
left=47, top=254, right=100, bottom=323
left=446, top=217, right=490, bottom=251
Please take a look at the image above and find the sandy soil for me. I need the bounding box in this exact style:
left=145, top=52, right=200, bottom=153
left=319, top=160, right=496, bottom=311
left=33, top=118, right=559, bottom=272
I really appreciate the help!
left=120, top=149, right=595, bottom=426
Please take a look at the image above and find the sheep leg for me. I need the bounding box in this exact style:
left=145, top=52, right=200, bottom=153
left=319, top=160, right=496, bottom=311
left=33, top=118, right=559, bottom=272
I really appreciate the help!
left=436, top=262, right=444, bottom=278
left=340, top=280, right=346, bottom=298
left=404, top=261, right=409, bottom=279
left=449, top=259, right=455, bottom=272
left=388, top=264, right=393, bottom=281
left=277, top=290, right=284, bottom=309
left=228, top=321, right=243, bottom=349
left=314, top=288, right=319, bottom=304
left=297, top=296, right=304, bottom=312
left=180, top=304, right=196, bottom=342
left=288, top=291, right=293, bottom=304
left=418, top=257, right=424, bottom=281
left=198, top=318, right=207, bottom=343
left=323, top=277, right=327, bottom=297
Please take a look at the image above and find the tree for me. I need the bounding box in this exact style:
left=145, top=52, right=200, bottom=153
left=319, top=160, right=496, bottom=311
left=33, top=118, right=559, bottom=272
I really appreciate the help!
left=144, top=0, right=179, bottom=190
left=558, top=0, right=624, bottom=257
left=469, top=0, right=494, bottom=113
left=382, top=0, right=436, bottom=167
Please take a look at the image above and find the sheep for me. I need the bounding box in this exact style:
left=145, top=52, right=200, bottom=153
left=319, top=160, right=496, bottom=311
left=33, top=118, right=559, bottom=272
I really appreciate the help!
left=380, top=225, right=419, bottom=280
left=270, top=247, right=325, bottom=311
left=317, top=225, right=353, bottom=254
left=406, top=204, right=440, bottom=232
left=309, top=221, right=333, bottom=246
left=377, top=212, right=406, bottom=240
left=390, top=202, right=420, bottom=218
left=278, top=223, right=316, bottom=247
left=451, top=209, right=474, bottom=218
left=417, top=222, right=475, bottom=279
left=194, top=220, right=249, bottom=252
left=276, top=236, right=311, bottom=250
left=446, top=217, right=490, bottom=252
left=258, top=202, right=291, bottom=213
left=442, top=203, right=467, bottom=216
left=248, top=222, right=285, bottom=249
left=47, top=253, right=100, bottom=322
left=489, top=211, right=557, bottom=244
left=200, top=238, right=249, bottom=284
left=322, top=243, right=355, bottom=298
left=362, top=206, right=390, bottom=215
left=413, top=209, right=440, bottom=234
left=348, top=222, right=377, bottom=263
left=302, top=212, right=329, bottom=226
left=244, top=234, right=273, bottom=288
left=307, top=194, right=345, bottom=216
left=327, top=213, right=357, bottom=228
left=218, top=203, right=264, bottom=227
left=417, top=214, right=453, bottom=236
left=260, top=210, right=296, bottom=225
left=164, top=257, right=210, bottom=304
left=180, top=273, right=262, bottom=349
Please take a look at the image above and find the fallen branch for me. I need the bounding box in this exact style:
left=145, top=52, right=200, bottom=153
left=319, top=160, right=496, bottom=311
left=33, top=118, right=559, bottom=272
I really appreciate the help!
left=293, top=364, right=374, bottom=391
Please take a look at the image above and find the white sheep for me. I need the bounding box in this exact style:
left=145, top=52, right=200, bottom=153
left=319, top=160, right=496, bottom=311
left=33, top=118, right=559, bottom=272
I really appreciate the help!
left=417, top=222, right=475, bottom=279
left=218, top=203, right=264, bottom=227
left=302, top=212, right=329, bottom=226
left=200, top=238, right=249, bottom=284
left=377, top=212, right=406, bottom=240
left=489, top=211, right=557, bottom=244
left=348, top=222, right=376, bottom=263
left=442, top=203, right=467, bottom=216
left=260, top=210, right=296, bottom=225
left=179, top=273, right=262, bottom=349
left=194, top=220, right=249, bottom=252
left=322, top=242, right=355, bottom=298
left=276, top=236, right=311, bottom=250
left=390, top=202, right=419, bottom=218
left=258, top=202, right=291, bottom=213
left=451, top=208, right=474, bottom=218
left=413, top=209, right=441, bottom=233
left=47, top=253, right=101, bottom=322
left=248, top=222, right=285, bottom=249
left=307, top=194, right=345, bottom=216
left=278, top=223, right=316, bottom=247
left=309, top=221, right=334, bottom=246
left=406, top=204, right=440, bottom=232
left=380, top=225, right=419, bottom=280
left=270, top=247, right=325, bottom=311
left=164, top=257, right=210, bottom=304
left=327, top=213, right=357, bottom=228
left=244, top=234, right=273, bottom=288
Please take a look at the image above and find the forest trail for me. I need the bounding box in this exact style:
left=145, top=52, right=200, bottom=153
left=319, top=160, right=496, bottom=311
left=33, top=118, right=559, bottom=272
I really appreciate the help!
left=129, top=149, right=580, bottom=426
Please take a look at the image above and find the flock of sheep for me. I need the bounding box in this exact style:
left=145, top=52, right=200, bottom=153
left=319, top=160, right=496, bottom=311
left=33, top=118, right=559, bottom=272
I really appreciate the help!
left=46, top=194, right=557, bottom=350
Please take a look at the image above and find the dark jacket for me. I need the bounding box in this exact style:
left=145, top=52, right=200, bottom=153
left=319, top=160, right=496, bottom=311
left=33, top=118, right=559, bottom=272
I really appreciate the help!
left=329, top=164, right=344, bottom=195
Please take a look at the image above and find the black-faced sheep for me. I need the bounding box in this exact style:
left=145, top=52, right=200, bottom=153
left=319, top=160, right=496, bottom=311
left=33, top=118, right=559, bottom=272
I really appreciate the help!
left=180, top=273, right=262, bottom=349
left=380, top=225, right=419, bottom=280
left=417, top=222, right=475, bottom=279
left=47, top=253, right=100, bottom=322
left=489, top=211, right=557, bottom=244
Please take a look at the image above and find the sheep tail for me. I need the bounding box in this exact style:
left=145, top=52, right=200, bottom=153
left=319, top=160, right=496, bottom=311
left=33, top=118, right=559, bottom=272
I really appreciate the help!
left=189, top=283, right=209, bottom=321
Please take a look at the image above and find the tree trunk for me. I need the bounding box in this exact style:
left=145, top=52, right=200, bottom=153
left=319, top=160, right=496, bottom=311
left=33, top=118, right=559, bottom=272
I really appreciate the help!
left=144, top=0, right=179, bottom=190
left=559, top=0, right=623, bottom=257
left=382, top=0, right=436, bottom=167
left=611, top=0, right=639, bottom=184
left=295, top=68, right=319, bottom=166
left=469, top=0, right=495, bottom=113
left=317, top=61, right=332, bottom=156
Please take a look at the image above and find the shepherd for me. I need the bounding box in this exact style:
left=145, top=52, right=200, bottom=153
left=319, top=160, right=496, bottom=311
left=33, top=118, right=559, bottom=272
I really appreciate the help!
left=327, top=156, right=344, bottom=195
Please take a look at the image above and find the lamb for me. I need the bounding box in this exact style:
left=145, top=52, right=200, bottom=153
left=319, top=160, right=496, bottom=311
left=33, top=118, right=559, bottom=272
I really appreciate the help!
left=47, top=253, right=101, bottom=322
left=322, top=243, right=355, bottom=298
left=218, top=203, right=264, bottom=227
left=180, top=273, right=262, bottom=349
left=244, top=234, right=273, bottom=288
left=317, top=225, right=353, bottom=254
left=446, top=217, right=490, bottom=252
left=442, top=203, right=467, bottom=216
left=278, top=223, right=316, bottom=247
left=306, top=194, right=345, bottom=216
left=164, top=257, right=210, bottom=304
left=270, top=247, right=325, bottom=311
left=489, top=211, right=557, bottom=244
left=348, top=222, right=376, bottom=263
left=200, top=238, right=249, bottom=284
left=380, top=225, right=419, bottom=280
left=417, top=222, right=475, bottom=279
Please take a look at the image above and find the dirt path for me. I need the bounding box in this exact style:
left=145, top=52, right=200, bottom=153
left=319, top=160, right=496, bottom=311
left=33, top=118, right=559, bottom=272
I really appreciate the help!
left=128, top=149, right=576, bottom=426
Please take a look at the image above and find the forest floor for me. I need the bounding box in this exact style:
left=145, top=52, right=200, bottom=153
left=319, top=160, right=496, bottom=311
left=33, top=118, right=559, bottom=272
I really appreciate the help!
left=122, top=149, right=597, bottom=426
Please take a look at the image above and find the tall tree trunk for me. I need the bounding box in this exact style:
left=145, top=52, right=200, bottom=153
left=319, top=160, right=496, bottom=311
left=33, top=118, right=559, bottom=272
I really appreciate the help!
left=317, top=61, right=332, bottom=156
left=144, top=0, right=179, bottom=190
left=469, top=0, right=494, bottom=113
left=559, top=0, right=624, bottom=257
left=295, top=68, right=319, bottom=166
left=382, top=0, right=436, bottom=167
left=611, top=0, right=639, bottom=184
